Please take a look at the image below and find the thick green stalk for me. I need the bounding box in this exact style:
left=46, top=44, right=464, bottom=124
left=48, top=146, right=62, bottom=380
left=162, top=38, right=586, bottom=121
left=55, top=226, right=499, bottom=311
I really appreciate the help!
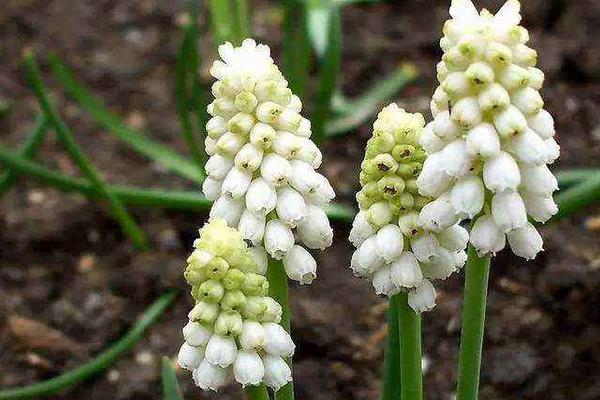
left=245, top=384, right=270, bottom=400
left=208, top=0, right=239, bottom=45
left=381, top=294, right=401, bottom=400
left=397, top=292, right=422, bottom=400
left=24, top=52, right=148, bottom=249
left=233, top=0, right=252, bottom=41
left=0, top=291, right=177, bottom=400
left=0, top=114, right=49, bottom=196
left=456, top=245, right=491, bottom=400
left=267, top=258, right=294, bottom=400
left=311, top=5, right=342, bottom=145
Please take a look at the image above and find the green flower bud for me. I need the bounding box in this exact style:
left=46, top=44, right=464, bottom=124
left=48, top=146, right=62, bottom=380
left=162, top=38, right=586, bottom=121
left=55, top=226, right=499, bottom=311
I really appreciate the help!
left=242, top=296, right=267, bottom=320
left=227, top=112, right=255, bottom=136
left=196, top=279, right=225, bottom=303
left=214, top=310, right=243, bottom=337
left=206, top=257, right=230, bottom=280
left=367, top=201, right=393, bottom=228
left=221, top=290, right=247, bottom=312
left=371, top=154, right=398, bottom=175
left=222, top=268, right=246, bottom=291
left=242, top=273, right=269, bottom=296
left=391, top=144, right=416, bottom=162
left=260, top=297, right=283, bottom=323
left=188, top=301, right=219, bottom=325
left=213, top=98, right=237, bottom=119
left=377, top=176, right=405, bottom=200
left=235, top=91, right=259, bottom=113
left=184, top=264, right=207, bottom=286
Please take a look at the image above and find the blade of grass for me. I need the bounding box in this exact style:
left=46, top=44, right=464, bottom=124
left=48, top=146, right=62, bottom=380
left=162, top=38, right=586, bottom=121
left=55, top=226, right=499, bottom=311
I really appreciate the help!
left=0, top=143, right=355, bottom=221
left=267, top=258, right=294, bottom=400
left=161, top=356, right=184, bottom=400
left=48, top=56, right=204, bottom=184
left=326, top=64, right=418, bottom=137
left=556, top=168, right=597, bottom=189
left=0, top=142, right=210, bottom=211
left=24, top=52, right=148, bottom=249
left=177, top=17, right=205, bottom=169
left=0, top=114, right=49, bottom=197
left=311, top=4, right=342, bottom=144
left=185, top=0, right=209, bottom=146
left=554, top=172, right=600, bottom=221
left=380, top=294, right=401, bottom=400
left=282, top=0, right=310, bottom=98
left=0, top=290, right=177, bottom=400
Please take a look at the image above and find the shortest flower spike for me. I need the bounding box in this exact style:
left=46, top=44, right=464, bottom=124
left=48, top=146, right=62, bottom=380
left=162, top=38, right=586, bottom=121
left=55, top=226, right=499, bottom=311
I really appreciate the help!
left=179, top=219, right=295, bottom=392
left=348, top=104, right=469, bottom=313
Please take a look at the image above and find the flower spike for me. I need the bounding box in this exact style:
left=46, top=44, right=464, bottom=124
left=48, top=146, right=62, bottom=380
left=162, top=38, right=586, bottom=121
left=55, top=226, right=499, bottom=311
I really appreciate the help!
left=420, top=0, right=558, bottom=259
left=204, top=39, right=334, bottom=284
left=178, top=219, right=294, bottom=392
left=349, top=104, right=468, bottom=313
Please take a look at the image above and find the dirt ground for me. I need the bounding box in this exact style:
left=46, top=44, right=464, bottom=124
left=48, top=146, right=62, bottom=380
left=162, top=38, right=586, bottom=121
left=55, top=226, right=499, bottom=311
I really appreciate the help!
left=1, top=0, right=600, bottom=399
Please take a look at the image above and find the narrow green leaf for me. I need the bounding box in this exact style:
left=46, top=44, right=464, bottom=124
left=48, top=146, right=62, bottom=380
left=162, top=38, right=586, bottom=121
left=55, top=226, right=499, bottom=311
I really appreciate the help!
left=24, top=53, right=148, bottom=249
left=0, top=143, right=211, bottom=211
left=161, top=357, right=184, bottom=400
left=233, top=0, right=252, bottom=41
left=208, top=0, right=238, bottom=45
left=556, top=168, right=597, bottom=189
left=0, top=291, right=177, bottom=400
left=0, top=114, right=49, bottom=197
left=554, top=172, right=600, bottom=221
left=282, top=0, right=311, bottom=98
left=48, top=56, right=204, bottom=185
left=245, top=384, right=270, bottom=400
left=311, top=5, right=342, bottom=144
left=326, top=64, right=418, bottom=137
left=176, top=18, right=205, bottom=169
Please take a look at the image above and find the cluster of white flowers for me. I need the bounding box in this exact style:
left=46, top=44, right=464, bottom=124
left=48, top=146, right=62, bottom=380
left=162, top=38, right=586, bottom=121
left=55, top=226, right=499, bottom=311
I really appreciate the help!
left=417, top=0, right=559, bottom=260
left=203, top=39, right=335, bottom=285
left=349, top=104, right=468, bottom=313
left=178, top=219, right=294, bottom=391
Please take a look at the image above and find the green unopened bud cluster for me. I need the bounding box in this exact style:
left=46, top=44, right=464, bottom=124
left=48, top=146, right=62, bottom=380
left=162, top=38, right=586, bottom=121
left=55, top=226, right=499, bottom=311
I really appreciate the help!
left=178, top=219, right=294, bottom=391
left=357, top=104, right=429, bottom=227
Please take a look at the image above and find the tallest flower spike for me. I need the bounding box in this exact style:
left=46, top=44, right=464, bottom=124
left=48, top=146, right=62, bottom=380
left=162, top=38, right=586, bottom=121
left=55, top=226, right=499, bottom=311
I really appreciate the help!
left=418, top=0, right=559, bottom=260
left=203, top=39, right=335, bottom=284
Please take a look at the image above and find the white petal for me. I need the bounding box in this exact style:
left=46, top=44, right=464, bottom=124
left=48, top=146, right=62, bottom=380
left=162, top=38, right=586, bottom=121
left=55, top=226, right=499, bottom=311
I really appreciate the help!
left=520, top=190, right=558, bottom=223
left=193, top=359, right=230, bottom=391
left=350, top=235, right=384, bottom=277
left=238, top=209, right=266, bottom=245
left=248, top=246, right=269, bottom=275
left=283, top=245, right=317, bottom=284
left=491, top=191, right=528, bottom=233
left=205, top=335, right=237, bottom=368
left=436, top=224, right=469, bottom=252
left=349, top=211, right=376, bottom=247
left=419, top=193, right=460, bottom=232
left=202, top=177, right=223, bottom=201
left=233, top=351, right=265, bottom=387
left=466, top=123, right=501, bottom=158
left=507, top=222, right=544, bottom=260
left=483, top=152, right=521, bottom=192
left=375, top=224, right=405, bottom=263
left=209, top=196, right=244, bottom=227
left=221, top=167, right=253, bottom=198
left=417, top=151, right=453, bottom=197
left=390, top=252, right=423, bottom=288
left=372, top=266, right=400, bottom=296
left=276, top=187, right=307, bottom=227
left=469, top=215, right=506, bottom=256
left=246, top=178, right=277, bottom=215
left=263, top=355, right=292, bottom=391
left=519, top=164, right=558, bottom=197
left=264, top=220, right=295, bottom=260
left=239, top=321, right=267, bottom=350
left=183, top=321, right=212, bottom=347
left=296, top=205, right=333, bottom=250
left=263, top=322, right=295, bottom=357
left=408, top=280, right=437, bottom=313
left=450, top=175, right=485, bottom=219
left=178, top=342, right=205, bottom=371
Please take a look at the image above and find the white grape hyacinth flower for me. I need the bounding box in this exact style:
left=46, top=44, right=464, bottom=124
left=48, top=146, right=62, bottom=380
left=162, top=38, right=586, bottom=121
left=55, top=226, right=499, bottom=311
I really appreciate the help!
left=349, top=104, right=469, bottom=313
left=179, top=220, right=295, bottom=392
left=418, top=0, right=559, bottom=259
left=203, top=38, right=334, bottom=285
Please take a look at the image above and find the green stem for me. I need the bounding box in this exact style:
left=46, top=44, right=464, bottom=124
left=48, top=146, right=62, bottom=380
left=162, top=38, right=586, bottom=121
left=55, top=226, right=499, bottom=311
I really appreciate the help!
left=0, top=291, right=177, bottom=400
left=233, top=0, right=252, bottom=42
left=161, top=356, right=184, bottom=400
left=381, top=294, right=401, bottom=400
left=0, top=114, right=49, bottom=197
left=397, top=292, right=422, bottom=400
left=267, top=258, right=294, bottom=400
left=24, top=52, right=148, bottom=250
left=245, top=384, right=270, bottom=400
left=456, top=245, right=491, bottom=400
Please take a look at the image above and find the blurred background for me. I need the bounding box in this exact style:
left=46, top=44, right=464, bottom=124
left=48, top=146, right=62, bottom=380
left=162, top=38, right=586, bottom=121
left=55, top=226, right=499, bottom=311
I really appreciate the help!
left=1, top=0, right=599, bottom=399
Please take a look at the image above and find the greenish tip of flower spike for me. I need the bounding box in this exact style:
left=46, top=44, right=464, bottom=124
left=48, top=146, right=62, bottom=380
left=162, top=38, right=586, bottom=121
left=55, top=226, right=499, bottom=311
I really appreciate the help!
left=357, top=104, right=431, bottom=226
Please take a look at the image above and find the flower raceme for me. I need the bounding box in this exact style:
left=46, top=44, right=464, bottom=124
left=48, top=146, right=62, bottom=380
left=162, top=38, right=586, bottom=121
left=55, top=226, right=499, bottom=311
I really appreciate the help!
left=417, top=0, right=559, bottom=259
left=349, top=104, right=469, bottom=313
left=178, top=219, right=294, bottom=391
left=203, top=39, right=334, bottom=285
